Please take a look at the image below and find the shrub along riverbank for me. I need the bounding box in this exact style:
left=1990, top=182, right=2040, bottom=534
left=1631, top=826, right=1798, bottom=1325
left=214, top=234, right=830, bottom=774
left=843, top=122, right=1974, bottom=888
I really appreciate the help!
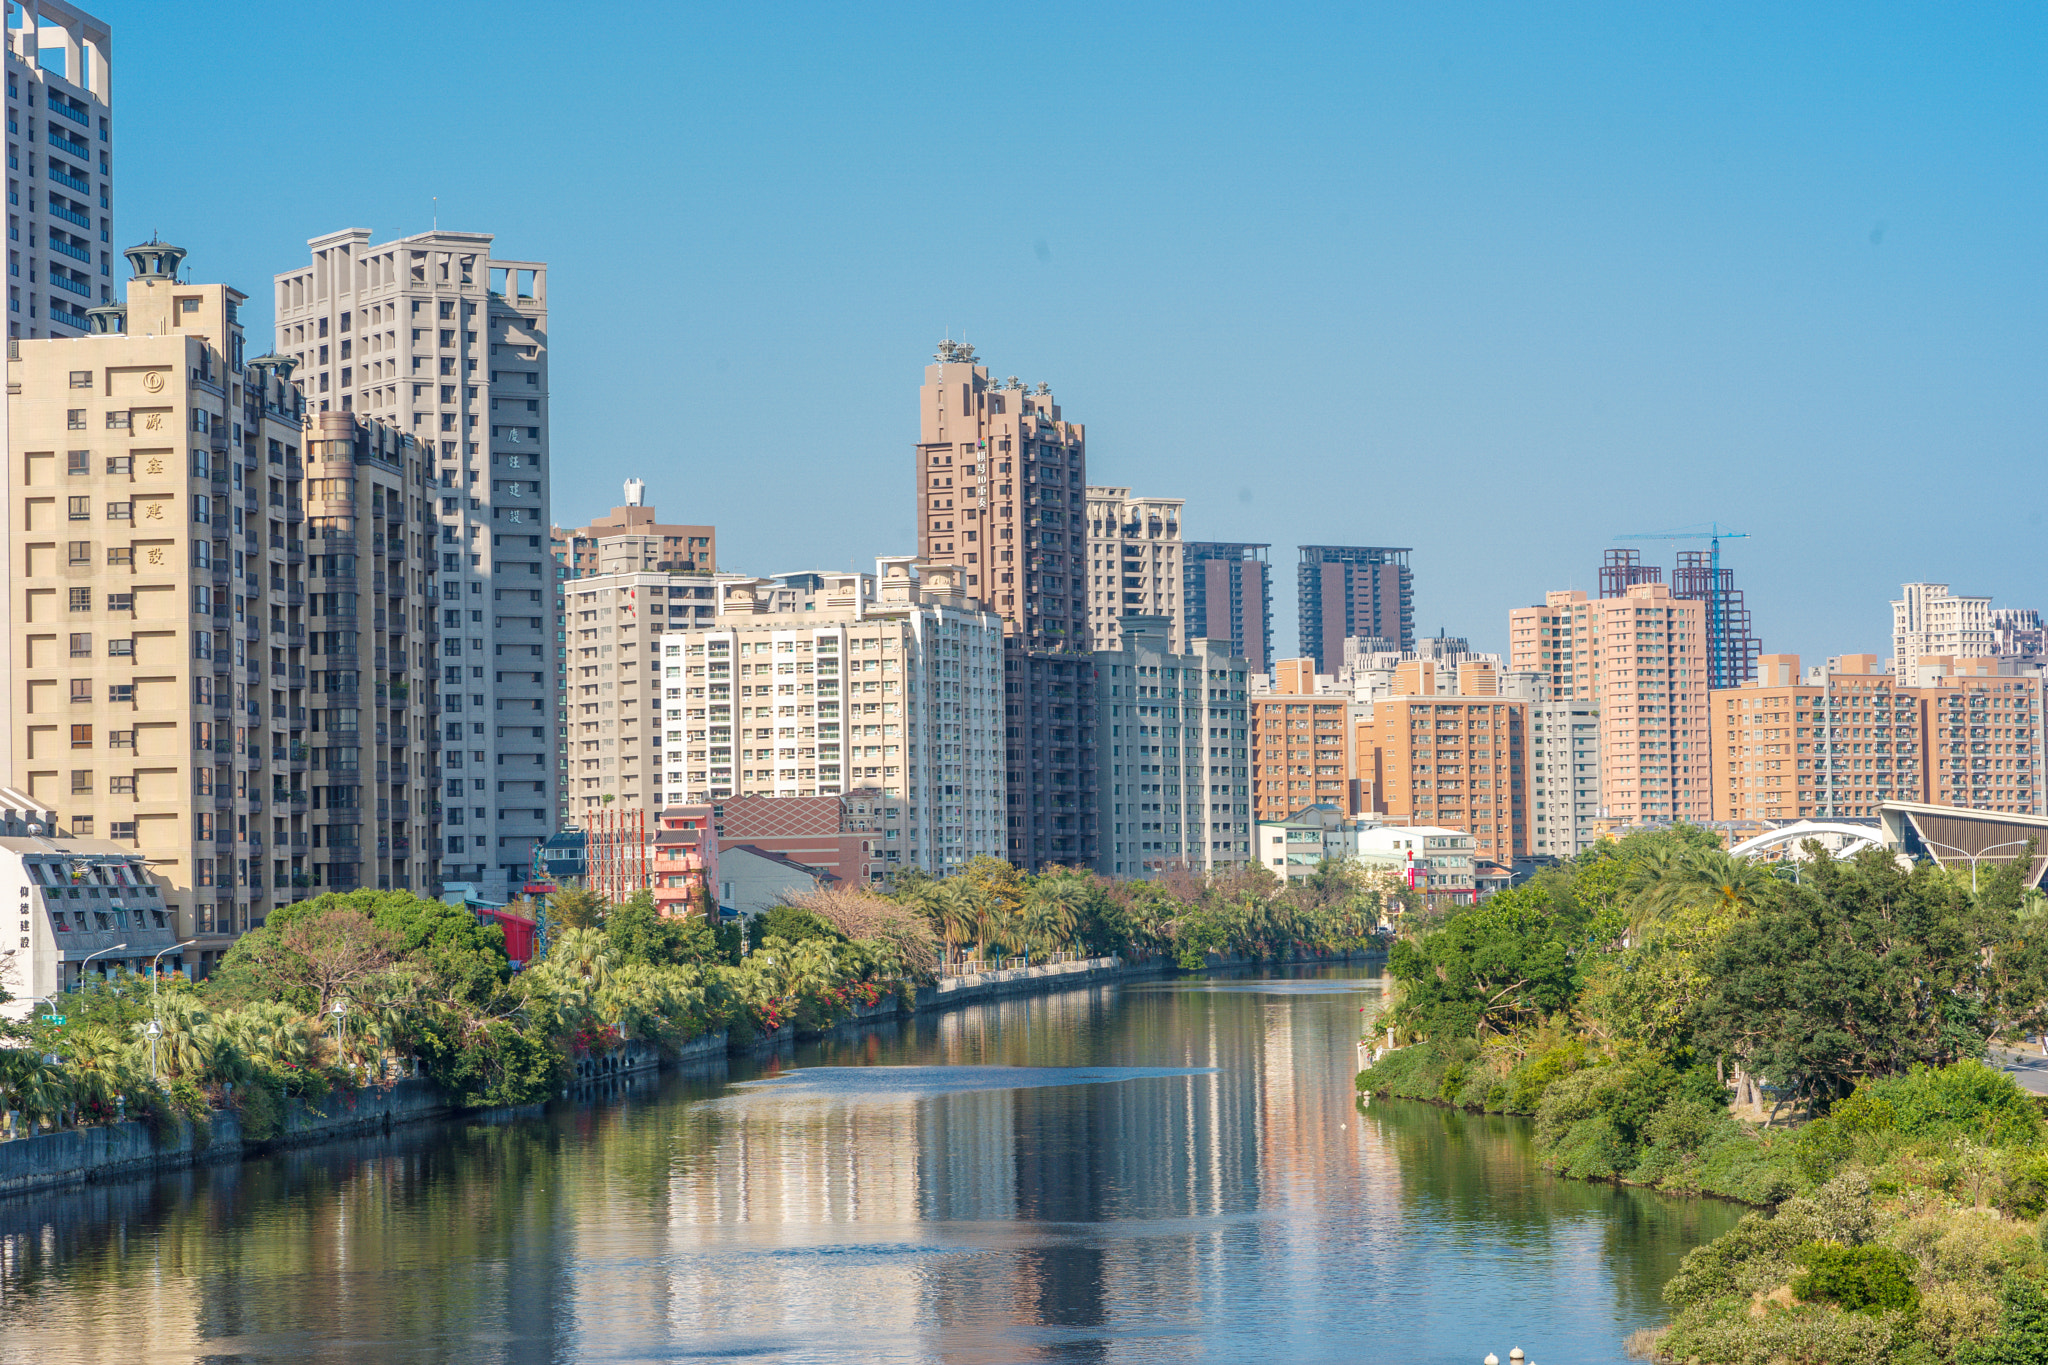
left=1355, top=825, right=2048, bottom=1363
left=2, top=856, right=1391, bottom=1147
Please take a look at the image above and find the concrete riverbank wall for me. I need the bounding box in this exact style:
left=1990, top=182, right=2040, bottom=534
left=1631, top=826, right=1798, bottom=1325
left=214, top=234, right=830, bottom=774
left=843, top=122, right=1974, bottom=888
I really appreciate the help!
left=0, top=949, right=1375, bottom=1198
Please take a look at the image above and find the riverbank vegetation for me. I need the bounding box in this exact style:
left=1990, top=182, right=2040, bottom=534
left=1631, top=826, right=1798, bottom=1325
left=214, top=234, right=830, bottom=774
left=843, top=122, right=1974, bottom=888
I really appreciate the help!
left=1355, top=825, right=2048, bottom=1363
left=0, top=855, right=1394, bottom=1143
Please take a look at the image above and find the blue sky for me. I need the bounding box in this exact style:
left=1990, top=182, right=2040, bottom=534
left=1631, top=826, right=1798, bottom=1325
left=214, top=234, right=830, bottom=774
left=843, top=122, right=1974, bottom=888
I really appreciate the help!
left=103, top=2, right=2046, bottom=660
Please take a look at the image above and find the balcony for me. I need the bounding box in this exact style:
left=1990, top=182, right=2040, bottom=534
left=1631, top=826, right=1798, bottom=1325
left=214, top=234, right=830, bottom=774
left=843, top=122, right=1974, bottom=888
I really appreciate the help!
left=50, top=271, right=90, bottom=297
left=48, top=235, right=88, bottom=263
left=50, top=99, right=88, bottom=127
left=48, top=199, right=88, bottom=229
left=46, top=162, right=89, bottom=193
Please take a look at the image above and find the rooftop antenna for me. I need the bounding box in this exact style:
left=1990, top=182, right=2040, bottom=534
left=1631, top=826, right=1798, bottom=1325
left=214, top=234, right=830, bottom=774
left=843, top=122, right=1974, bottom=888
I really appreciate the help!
left=432, top=196, right=438, bottom=231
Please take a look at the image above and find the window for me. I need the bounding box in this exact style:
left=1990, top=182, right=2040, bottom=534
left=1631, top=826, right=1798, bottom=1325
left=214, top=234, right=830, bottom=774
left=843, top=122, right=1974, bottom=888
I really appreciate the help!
left=68, top=370, right=91, bottom=389
left=70, top=817, right=93, bottom=837
left=109, top=820, right=136, bottom=840
left=106, top=547, right=130, bottom=566
left=68, top=632, right=91, bottom=657
left=104, top=410, right=128, bottom=429
left=108, top=730, right=133, bottom=749
left=105, top=454, right=130, bottom=474
left=70, top=679, right=90, bottom=703
left=66, top=450, right=89, bottom=475
left=106, top=639, right=132, bottom=659
left=66, top=495, right=89, bottom=520
left=70, top=725, right=92, bottom=749
left=67, top=540, right=91, bottom=565
left=107, top=593, right=132, bottom=612
left=105, top=501, right=129, bottom=520
left=66, top=409, right=86, bottom=429
left=68, top=588, right=90, bottom=611
left=70, top=770, right=92, bottom=794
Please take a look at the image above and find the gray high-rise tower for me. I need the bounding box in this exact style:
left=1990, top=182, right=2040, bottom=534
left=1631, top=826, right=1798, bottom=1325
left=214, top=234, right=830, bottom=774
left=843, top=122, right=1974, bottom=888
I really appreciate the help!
left=275, top=229, right=554, bottom=898
left=6, top=1, right=115, bottom=339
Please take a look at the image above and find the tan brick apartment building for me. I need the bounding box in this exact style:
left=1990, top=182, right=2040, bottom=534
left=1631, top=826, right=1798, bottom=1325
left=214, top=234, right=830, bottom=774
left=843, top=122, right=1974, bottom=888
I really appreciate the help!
left=552, top=486, right=715, bottom=578
left=1509, top=583, right=1709, bottom=825
left=1713, top=652, right=2045, bottom=821
left=1354, top=659, right=1528, bottom=869
left=1249, top=660, right=1354, bottom=823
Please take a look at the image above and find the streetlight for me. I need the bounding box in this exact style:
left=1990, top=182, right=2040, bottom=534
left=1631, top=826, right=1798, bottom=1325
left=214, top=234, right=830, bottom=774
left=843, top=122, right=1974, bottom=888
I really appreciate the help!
left=146, top=1017, right=163, bottom=1080
left=71, top=942, right=128, bottom=991
left=148, top=940, right=195, bottom=1009
left=1917, top=837, right=2035, bottom=895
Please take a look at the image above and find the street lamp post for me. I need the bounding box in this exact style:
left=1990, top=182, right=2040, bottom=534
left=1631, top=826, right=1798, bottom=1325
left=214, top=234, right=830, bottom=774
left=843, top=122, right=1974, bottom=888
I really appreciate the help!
left=146, top=1017, right=163, bottom=1080
left=1917, top=837, right=2035, bottom=895
left=70, top=942, right=129, bottom=991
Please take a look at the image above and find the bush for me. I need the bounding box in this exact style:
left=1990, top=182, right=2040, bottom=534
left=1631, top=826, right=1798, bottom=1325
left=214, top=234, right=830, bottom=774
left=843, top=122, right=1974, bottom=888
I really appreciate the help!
left=1792, top=1242, right=1921, bottom=1317
left=1832, top=1061, right=2043, bottom=1150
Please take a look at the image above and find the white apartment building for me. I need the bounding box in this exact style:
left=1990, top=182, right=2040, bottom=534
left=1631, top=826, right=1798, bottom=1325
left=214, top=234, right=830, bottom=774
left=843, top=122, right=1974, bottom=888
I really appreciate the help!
left=1, top=833, right=178, bottom=1016
left=275, top=229, right=553, bottom=899
left=1527, top=699, right=1602, bottom=858
left=657, top=558, right=1004, bottom=876
left=1096, top=614, right=1251, bottom=878
left=554, top=570, right=720, bottom=826
left=6, top=2, right=113, bottom=340
left=1086, top=487, right=1184, bottom=651
left=1893, top=583, right=1994, bottom=679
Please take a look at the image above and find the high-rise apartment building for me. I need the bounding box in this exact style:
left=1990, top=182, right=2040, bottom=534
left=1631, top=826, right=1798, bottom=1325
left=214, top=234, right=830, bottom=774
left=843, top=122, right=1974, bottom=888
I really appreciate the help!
left=555, top=571, right=719, bottom=826
left=913, top=342, right=1093, bottom=869
left=275, top=228, right=553, bottom=898
left=1601, top=547, right=1760, bottom=689
left=1093, top=614, right=1249, bottom=878
left=3, top=244, right=439, bottom=970
left=1893, top=583, right=1994, bottom=680
left=1353, top=659, right=1527, bottom=869
left=1991, top=609, right=2047, bottom=661
left=1184, top=542, right=1271, bottom=674
left=6, top=2, right=114, bottom=340
left=1248, top=661, right=1356, bottom=823
left=1526, top=691, right=1602, bottom=858
left=657, top=558, right=1004, bottom=877
left=552, top=481, right=715, bottom=579
left=1712, top=652, right=2044, bottom=822
left=1085, top=487, right=1183, bottom=651
left=1298, top=545, right=1413, bottom=671
left=1508, top=583, right=1709, bottom=824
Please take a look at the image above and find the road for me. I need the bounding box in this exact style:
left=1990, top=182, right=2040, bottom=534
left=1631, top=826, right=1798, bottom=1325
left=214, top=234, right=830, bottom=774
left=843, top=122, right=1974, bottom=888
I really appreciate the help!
left=1992, top=1043, right=2048, bottom=1096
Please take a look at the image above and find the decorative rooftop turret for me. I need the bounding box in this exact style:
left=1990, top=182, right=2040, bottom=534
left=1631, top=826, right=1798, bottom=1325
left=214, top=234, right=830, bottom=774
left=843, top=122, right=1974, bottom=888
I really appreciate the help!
left=123, top=237, right=187, bottom=281
left=246, top=352, right=297, bottom=383
left=84, top=301, right=125, bottom=335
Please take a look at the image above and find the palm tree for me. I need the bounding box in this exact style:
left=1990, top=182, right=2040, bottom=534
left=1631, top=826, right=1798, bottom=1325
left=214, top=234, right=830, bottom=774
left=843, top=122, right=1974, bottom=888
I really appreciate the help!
left=1020, top=876, right=1085, bottom=959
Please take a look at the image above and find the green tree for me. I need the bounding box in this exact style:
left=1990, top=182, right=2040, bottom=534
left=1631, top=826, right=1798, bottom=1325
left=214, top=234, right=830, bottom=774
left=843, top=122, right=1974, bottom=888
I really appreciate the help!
left=1386, top=884, right=1581, bottom=1041
left=548, top=886, right=607, bottom=931
left=606, top=890, right=722, bottom=967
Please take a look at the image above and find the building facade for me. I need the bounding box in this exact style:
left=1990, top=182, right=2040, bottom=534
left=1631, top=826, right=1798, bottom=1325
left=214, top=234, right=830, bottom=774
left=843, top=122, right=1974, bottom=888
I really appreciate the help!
left=2, top=244, right=441, bottom=970
left=1, top=834, right=177, bottom=1014
left=1248, top=661, right=1356, bottom=824
left=912, top=342, right=1094, bottom=869
left=1085, top=486, right=1184, bottom=651
left=1527, top=695, right=1602, bottom=858
left=1093, top=614, right=1249, bottom=879
left=555, top=571, right=719, bottom=827
left=1353, top=659, right=1528, bottom=870
left=1508, top=583, right=1710, bottom=825
left=657, top=558, right=1004, bottom=877
left=1712, top=652, right=2045, bottom=822
left=1893, top=583, right=1994, bottom=679
left=1298, top=545, right=1413, bottom=671
left=552, top=482, right=715, bottom=578
left=275, top=228, right=553, bottom=898
left=6, top=2, right=114, bottom=340
left=715, top=790, right=889, bottom=887
left=1183, top=541, right=1271, bottom=674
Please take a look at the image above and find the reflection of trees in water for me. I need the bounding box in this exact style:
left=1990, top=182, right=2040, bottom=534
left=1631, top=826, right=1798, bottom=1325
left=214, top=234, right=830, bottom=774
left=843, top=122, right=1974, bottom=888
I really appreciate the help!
left=1362, top=1098, right=1744, bottom=1317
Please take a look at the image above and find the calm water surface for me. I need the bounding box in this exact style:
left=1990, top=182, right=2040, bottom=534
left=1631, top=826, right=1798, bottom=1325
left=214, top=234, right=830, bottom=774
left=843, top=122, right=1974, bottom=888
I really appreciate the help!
left=0, top=965, right=1740, bottom=1363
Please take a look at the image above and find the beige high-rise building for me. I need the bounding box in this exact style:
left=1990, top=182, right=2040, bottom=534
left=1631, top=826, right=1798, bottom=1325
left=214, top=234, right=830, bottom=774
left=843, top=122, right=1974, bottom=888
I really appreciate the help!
left=1085, top=487, right=1183, bottom=651
left=1353, top=659, right=1528, bottom=868
left=555, top=570, right=720, bottom=826
left=6, top=2, right=115, bottom=341
left=3, top=243, right=439, bottom=969
left=275, top=229, right=553, bottom=899
left=1893, top=583, right=1993, bottom=681
left=657, top=558, right=1004, bottom=877
left=914, top=341, right=1093, bottom=869
left=1508, top=582, right=1709, bottom=824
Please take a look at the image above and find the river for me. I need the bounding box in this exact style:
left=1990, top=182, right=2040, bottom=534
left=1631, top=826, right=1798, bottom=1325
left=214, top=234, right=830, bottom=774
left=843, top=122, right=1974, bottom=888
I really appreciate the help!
left=0, top=965, right=1741, bottom=1363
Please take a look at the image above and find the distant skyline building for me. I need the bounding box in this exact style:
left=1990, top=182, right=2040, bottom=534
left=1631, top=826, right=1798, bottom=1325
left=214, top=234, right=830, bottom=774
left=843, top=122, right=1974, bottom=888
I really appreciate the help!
left=1893, top=582, right=1994, bottom=679
left=1085, top=486, right=1183, bottom=652
left=1297, top=545, right=1413, bottom=672
left=274, top=228, right=554, bottom=899
left=6, top=1, right=114, bottom=340
left=552, top=485, right=715, bottom=580
left=1601, top=545, right=1759, bottom=688
left=1184, top=542, right=1271, bottom=674
left=914, top=342, right=1094, bottom=870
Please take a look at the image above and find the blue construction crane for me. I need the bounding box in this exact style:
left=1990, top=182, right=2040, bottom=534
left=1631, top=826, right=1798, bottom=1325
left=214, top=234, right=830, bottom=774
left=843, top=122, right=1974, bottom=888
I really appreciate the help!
left=1617, top=523, right=1752, bottom=690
